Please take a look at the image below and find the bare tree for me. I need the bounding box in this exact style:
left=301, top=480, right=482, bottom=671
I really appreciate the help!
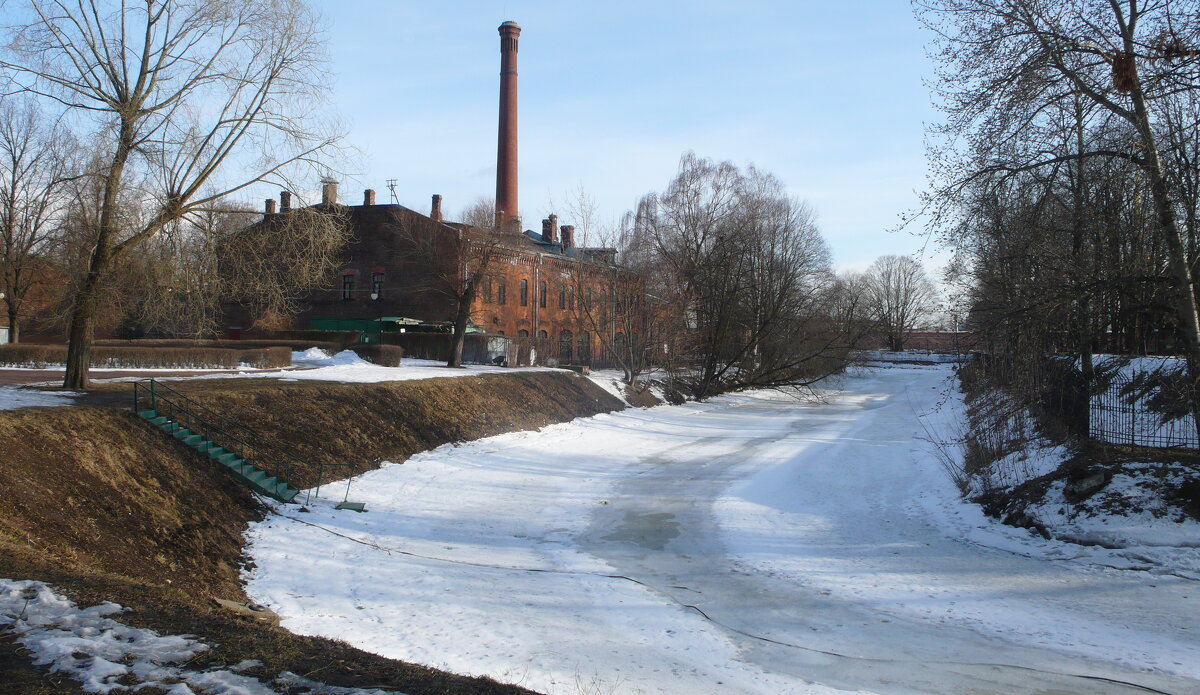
left=458, top=196, right=496, bottom=230
left=1, top=0, right=341, bottom=387
left=0, top=98, right=73, bottom=342
left=864, top=255, right=940, bottom=351
left=916, top=0, right=1200, bottom=433
left=216, top=205, right=350, bottom=332
left=635, top=153, right=859, bottom=400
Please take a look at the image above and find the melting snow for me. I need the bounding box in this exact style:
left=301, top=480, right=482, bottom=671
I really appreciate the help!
left=0, top=579, right=402, bottom=694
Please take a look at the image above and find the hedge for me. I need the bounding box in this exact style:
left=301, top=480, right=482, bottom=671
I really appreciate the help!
left=349, top=345, right=404, bottom=367
left=96, top=338, right=342, bottom=353
left=243, top=329, right=362, bottom=348
left=0, top=344, right=292, bottom=369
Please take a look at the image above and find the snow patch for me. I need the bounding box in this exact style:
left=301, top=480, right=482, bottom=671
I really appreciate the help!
left=0, top=386, right=81, bottom=410
left=0, top=579, right=403, bottom=694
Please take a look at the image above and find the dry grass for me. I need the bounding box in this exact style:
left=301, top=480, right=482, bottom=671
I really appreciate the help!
left=0, top=371, right=622, bottom=694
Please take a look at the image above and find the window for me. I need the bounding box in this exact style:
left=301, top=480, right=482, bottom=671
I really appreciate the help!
left=483, top=275, right=493, bottom=303
left=497, top=330, right=505, bottom=336
left=497, top=278, right=507, bottom=305
left=558, top=285, right=566, bottom=309
left=559, top=329, right=573, bottom=362
left=539, top=281, right=547, bottom=308
left=518, top=329, right=529, bottom=337
left=371, top=273, right=384, bottom=300
left=568, top=287, right=575, bottom=311
left=342, top=274, right=355, bottom=300
left=520, top=278, right=529, bottom=306
left=537, top=329, right=547, bottom=339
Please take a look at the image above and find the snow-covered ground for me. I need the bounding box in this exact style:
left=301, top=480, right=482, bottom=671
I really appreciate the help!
left=245, top=364, right=1200, bottom=695
left=0, top=579, right=395, bottom=694
left=0, top=386, right=80, bottom=410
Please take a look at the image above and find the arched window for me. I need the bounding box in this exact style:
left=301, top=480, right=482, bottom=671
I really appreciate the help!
left=614, top=332, right=627, bottom=354
left=537, top=329, right=548, bottom=339
left=559, top=329, right=573, bottom=362
left=520, top=278, right=529, bottom=306
left=539, top=281, right=547, bottom=308
left=518, top=329, right=529, bottom=338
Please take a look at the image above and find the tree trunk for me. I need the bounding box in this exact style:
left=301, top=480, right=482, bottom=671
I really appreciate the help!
left=447, top=281, right=477, bottom=368
left=63, top=297, right=96, bottom=389
left=5, top=302, right=17, bottom=343
left=1129, top=136, right=1200, bottom=439
left=63, top=239, right=111, bottom=389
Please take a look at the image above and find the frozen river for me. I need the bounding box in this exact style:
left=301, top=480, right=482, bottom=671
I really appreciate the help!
left=246, top=364, right=1198, bottom=694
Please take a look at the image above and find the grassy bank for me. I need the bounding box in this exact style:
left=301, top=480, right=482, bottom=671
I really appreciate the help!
left=0, top=371, right=623, bottom=694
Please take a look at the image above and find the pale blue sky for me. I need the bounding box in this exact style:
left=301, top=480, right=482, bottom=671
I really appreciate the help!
left=312, top=1, right=940, bottom=272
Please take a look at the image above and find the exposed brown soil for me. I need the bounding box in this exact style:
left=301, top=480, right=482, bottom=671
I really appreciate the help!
left=1, top=371, right=623, bottom=694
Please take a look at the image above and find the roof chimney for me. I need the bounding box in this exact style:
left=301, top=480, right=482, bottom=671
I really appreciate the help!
left=495, top=21, right=521, bottom=228
left=548, top=214, right=558, bottom=242
left=364, top=189, right=376, bottom=206
left=280, top=191, right=291, bottom=212
left=321, top=178, right=338, bottom=206
left=541, top=218, right=552, bottom=242
left=265, top=198, right=276, bottom=215
left=431, top=194, right=443, bottom=222
left=561, top=225, right=575, bottom=250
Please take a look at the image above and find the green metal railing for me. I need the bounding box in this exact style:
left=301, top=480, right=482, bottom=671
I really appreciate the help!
left=133, top=378, right=351, bottom=504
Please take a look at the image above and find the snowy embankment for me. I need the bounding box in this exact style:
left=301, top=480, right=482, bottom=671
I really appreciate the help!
left=962, top=355, right=1200, bottom=559
left=245, top=364, right=1199, bottom=695
left=0, top=579, right=394, bottom=695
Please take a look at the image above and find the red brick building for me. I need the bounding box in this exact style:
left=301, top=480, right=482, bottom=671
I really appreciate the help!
left=230, top=185, right=643, bottom=365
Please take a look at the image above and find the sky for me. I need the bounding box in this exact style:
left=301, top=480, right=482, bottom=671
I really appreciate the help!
left=309, top=1, right=943, bottom=274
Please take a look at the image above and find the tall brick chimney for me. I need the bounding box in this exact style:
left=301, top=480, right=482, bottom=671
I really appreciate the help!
left=265, top=198, right=276, bottom=215
left=495, top=21, right=521, bottom=228
left=364, top=189, right=376, bottom=206
left=280, top=191, right=291, bottom=211
left=561, top=225, right=575, bottom=250
left=431, top=194, right=443, bottom=222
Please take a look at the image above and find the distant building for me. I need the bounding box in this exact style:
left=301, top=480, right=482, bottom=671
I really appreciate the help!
left=227, top=185, right=642, bottom=365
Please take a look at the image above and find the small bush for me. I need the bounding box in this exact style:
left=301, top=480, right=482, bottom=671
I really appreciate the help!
left=349, top=345, right=404, bottom=367
left=0, top=344, right=292, bottom=369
